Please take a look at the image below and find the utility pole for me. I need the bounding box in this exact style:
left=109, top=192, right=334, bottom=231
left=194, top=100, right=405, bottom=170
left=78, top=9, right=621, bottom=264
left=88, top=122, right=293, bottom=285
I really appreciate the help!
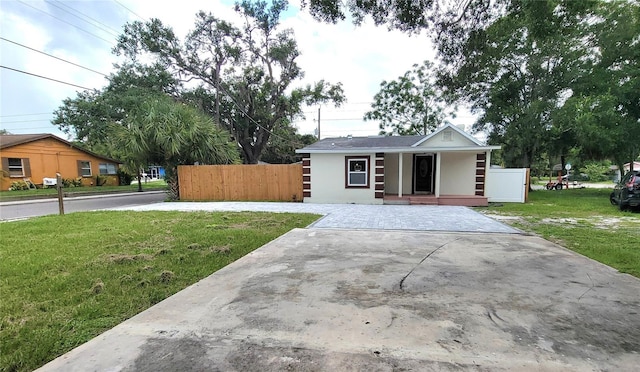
left=317, top=107, right=321, bottom=140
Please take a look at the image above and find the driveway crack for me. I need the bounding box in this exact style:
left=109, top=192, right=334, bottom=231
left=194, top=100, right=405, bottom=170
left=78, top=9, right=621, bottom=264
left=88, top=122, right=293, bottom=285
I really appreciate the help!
left=399, top=238, right=460, bottom=292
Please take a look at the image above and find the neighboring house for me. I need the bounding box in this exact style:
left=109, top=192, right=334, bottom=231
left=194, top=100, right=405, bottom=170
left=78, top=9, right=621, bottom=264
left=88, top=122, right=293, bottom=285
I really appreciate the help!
left=295, top=123, right=500, bottom=206
left=0, top=134, right=121, bottom=190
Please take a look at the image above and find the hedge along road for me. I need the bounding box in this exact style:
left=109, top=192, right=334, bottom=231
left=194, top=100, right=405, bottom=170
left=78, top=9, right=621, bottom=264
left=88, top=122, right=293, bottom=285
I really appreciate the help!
left=36, top=203, right=640, bottom=371
left=0, top=191, right=166, bottom=221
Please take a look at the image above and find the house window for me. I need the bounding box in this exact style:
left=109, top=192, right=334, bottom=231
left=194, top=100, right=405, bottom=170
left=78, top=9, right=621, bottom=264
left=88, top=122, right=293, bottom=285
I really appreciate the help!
left=7, top=158, right=24, bottom=177
left=442, top=130, right=453, bottom=141
left=78, top=160, right=92, bottom=177
left=345, top=156, right=370, bottom=188
left=99, top=163, right=117, bottom=175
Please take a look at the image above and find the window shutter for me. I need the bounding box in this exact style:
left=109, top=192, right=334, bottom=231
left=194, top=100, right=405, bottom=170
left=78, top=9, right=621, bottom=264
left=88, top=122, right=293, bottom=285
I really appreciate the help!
left=77, top=160, right=83, bottom=176
left=22, top=158, right=31, bottom=177
left=1, top=157, right=8, bottom=174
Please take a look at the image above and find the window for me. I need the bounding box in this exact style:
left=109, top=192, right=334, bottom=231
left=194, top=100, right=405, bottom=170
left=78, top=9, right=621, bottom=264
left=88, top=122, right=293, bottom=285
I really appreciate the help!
left=99, top=163, right=117, bottom=175
left=78, top=160, right=92, bottom=177
left=2, top=157, right=30, bottom=178
left=442, top=130, right=453, bottom=142
left=8, top=158, right=24, bottom=177
left=345, top=156, right=369, bottom=188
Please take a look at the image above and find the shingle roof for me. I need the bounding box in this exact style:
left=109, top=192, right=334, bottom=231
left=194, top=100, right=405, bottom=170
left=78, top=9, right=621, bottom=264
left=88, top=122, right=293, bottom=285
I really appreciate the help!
left=301, top=135, right=426, bottom=150
left=0, top=134, right=51, bottom=149
left=0, top=134, right=121, bottom=163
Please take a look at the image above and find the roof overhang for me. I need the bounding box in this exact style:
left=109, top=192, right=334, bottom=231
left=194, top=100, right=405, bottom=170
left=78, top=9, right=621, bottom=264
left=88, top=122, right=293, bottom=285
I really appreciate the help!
left=296, top=146, right=501, bottom=154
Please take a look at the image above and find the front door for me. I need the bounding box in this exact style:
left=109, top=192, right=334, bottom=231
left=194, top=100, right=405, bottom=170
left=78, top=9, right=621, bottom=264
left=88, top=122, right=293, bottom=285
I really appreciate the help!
left=414, top=155, right=434, bottom=193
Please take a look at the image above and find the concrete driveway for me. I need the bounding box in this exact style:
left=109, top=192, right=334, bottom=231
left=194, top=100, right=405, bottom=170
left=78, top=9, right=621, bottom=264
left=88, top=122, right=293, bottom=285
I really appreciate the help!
left=38, top=205, right=639, bottom=371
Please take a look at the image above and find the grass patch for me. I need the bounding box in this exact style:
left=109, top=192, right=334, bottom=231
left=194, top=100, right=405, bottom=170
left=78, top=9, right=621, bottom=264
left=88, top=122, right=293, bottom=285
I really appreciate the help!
left=0, top=210, right=319, bottom=372
left=0, top=180, right=167, bottom=201
left=478, top=188, right=640, bottom=278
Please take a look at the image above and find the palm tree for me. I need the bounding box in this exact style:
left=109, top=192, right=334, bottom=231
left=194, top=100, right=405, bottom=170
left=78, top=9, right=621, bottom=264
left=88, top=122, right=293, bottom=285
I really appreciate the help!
left=114, top=94, right=239, bottom=200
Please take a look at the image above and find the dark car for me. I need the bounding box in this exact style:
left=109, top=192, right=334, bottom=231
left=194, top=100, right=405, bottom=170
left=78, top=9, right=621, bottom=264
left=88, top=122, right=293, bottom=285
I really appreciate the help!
left=610, top=170, right=640, bottom=211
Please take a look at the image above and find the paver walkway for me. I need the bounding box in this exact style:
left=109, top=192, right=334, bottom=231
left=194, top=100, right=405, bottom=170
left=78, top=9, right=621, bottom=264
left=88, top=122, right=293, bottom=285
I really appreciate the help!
left=114, top=202, right=520, bottom=233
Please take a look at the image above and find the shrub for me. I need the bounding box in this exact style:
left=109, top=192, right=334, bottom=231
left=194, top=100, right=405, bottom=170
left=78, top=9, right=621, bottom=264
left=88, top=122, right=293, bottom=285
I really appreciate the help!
left=62, top=178, right=83, bottom=188
left=117, top=169, right=134, bottom=186
left=96, top=175, right=107, bottom=186
left=581, top=161, right=612, bottom=182
left=9, top=181, right=30, bottom=190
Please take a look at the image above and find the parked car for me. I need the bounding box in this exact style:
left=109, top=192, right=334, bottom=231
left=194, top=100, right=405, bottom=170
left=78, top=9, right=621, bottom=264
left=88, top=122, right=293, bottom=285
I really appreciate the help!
left=610, top=170, right=640, bottom=211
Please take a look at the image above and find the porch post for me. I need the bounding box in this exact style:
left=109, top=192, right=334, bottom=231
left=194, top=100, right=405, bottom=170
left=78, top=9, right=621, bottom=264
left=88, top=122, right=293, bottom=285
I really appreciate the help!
left=398, top=153, right=403, bottom=198
left=435, top=152, right=441, bottom=197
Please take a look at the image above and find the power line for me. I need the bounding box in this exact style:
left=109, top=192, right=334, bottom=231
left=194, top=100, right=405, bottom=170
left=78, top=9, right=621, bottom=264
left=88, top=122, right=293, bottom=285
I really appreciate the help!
left=1, top=65, right=93, bottom=90
left=0, top=119, right=54, bottom=124
left=52, top=0, right=122, bottom=35
left=0, top=112, right=52, bottom=118
left=112, top=0, right=146, bottom=22
left=46, top=0, right=120, bottom=38
left=1, top=37, right=108, bottom=77
left=17, top=0, right=115, bottom=45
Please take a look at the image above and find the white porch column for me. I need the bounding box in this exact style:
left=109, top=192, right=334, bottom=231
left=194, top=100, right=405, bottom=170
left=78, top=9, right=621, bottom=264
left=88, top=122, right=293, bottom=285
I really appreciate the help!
left=398, top=153, right=403, bottom=198
left=435, top=152, right=441, bottom=197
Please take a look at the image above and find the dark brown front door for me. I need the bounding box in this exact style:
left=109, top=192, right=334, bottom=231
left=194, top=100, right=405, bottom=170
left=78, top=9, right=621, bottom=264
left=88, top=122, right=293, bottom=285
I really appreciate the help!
left=414, top=155, right=434, bottom=193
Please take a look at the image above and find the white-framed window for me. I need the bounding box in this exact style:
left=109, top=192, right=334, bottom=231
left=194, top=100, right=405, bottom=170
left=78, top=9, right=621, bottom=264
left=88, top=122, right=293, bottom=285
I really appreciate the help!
left=78, top=160, right=92, bottom=177
left=99, top=163, right=117, bottom=175
left=442, top=130, right=453, bottom=142
left=345, top=156, right=370, bottom=188
left=2, top=157, right=30, bottom=178
left=7, top=158, right=24, bottom=177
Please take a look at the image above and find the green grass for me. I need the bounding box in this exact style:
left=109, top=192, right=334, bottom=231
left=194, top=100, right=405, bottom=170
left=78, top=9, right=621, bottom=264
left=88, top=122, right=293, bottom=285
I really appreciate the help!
left=478, top=188, right=640, bottom=277
left=0, top=180, right=167, bottom=201
left=0, top=210, right=319, bottom=372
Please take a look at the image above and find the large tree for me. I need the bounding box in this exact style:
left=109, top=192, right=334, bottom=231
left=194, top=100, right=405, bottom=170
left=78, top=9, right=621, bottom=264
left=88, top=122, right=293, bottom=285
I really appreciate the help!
left=52, top=64, right=239, bottom=197
left=364, top=61, right=453, bottom=136
left=555, top=1, right=640, bottom=172
left=441, top=0, right=595, bottom=168
left=115, top=0, right=344, bottom=164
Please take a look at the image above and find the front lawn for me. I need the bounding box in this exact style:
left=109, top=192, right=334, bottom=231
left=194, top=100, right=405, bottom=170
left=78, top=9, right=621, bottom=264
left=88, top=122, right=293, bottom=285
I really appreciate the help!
left=0, top=180, right=168, bottom=201
left=479, top=188, right=640, bottom=278
left=0, top=211, right=319, bottom=372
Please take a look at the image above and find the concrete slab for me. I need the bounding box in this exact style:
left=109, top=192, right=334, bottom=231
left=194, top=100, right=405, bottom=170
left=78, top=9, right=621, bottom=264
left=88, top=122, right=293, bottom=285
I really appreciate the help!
left=113, top=202, right=520, bottom=233
left=38, top=229, right=640, bottom=371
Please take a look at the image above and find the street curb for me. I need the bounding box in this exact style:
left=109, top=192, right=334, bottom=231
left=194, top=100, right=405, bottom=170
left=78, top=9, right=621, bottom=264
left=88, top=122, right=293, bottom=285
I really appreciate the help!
left=0, top=190, right=167, bottom=207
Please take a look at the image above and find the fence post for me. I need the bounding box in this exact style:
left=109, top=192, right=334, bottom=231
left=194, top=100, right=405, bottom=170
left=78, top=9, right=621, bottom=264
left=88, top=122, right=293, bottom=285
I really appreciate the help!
left=56, top=173, right=64, bottom=215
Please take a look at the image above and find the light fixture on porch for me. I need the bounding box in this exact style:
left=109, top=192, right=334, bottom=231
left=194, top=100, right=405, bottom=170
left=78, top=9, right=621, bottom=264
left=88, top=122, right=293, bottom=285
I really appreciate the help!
left=354, top=163, right=362, bottom=172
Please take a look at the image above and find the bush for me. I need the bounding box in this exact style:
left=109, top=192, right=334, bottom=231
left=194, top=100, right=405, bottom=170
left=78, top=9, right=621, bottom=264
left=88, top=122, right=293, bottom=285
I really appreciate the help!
left=62, top=178, right=83, bottom=188
left=581, top=161, right=612, bottom=182
left=9, top=181, right=30, bottom=191
left=117, top=169, right=134, bottom=186
left=96, top=175, right=107, bottom=186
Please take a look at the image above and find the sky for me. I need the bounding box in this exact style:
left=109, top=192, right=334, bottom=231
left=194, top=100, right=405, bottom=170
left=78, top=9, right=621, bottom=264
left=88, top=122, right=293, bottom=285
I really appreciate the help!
left=0, top=0, right=478, bottom=141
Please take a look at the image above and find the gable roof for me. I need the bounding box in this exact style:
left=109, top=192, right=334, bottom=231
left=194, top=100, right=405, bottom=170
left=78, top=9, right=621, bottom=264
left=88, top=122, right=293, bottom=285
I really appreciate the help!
left=296, top=123, right=499, bottom=154
left=0, top=134, right=121, bottom=163
left=412, top=123, right=484, bottom=147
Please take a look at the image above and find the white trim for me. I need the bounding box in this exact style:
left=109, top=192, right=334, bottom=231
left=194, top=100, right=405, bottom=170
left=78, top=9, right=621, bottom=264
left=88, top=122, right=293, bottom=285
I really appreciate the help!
left=435, top=152, right=441, bottom=197
left=297, top=146, right=500, bottom=154
left=412, top=123, right=484, bottom=147
left=346, top=157, right=368, bottom=187
left=398, top=154, right=403, bottom=198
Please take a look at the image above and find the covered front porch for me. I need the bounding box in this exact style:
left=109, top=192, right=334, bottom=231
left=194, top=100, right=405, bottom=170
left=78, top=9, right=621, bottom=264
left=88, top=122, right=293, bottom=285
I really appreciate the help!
left=378, top=151, right=490, bottom=207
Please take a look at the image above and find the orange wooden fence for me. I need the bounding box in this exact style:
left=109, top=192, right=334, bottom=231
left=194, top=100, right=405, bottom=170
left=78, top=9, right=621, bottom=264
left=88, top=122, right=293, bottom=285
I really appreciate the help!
left=178, top=164, right=303, bottom=202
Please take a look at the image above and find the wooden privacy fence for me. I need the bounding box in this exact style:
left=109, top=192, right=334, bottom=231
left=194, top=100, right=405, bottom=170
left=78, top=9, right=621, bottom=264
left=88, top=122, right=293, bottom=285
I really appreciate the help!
left=178, top=164, right=303, bottom=202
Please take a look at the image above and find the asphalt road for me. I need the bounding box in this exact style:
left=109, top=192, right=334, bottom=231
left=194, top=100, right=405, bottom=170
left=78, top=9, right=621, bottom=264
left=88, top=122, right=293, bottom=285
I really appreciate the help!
left=0, top=191, right=167, bottom=221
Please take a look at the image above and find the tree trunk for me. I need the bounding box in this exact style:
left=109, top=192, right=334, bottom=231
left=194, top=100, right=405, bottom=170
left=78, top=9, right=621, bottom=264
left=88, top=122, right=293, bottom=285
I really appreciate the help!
left=165, top=166, right=179, bottom=201
left=137, top=171, right=143, bottom=192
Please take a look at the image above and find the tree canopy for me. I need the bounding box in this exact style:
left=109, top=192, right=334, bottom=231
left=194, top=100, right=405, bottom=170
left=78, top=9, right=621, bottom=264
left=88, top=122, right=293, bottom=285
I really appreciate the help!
left=364, top=61, right=453, bottom=136
left=341, top=0, right=638, bottom=171
left=115, top=0, right=344, bottom=163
